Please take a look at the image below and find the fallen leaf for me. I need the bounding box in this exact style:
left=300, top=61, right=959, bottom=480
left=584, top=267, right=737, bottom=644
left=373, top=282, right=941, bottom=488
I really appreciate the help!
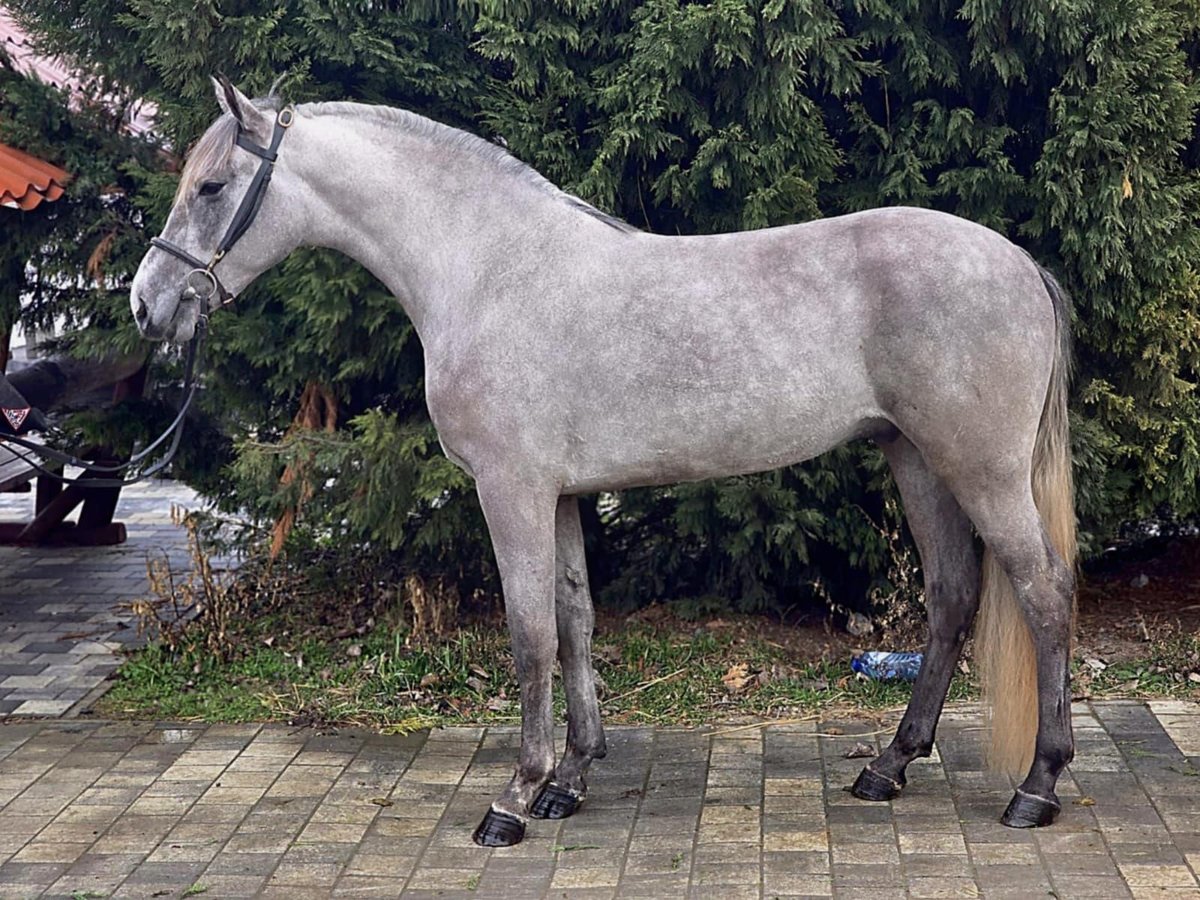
left=466, top=676, right=487, bottom=692
left=824, top=726, right=845, bottom=736
left=721, top=663, right=756, bottom=693
left=594, top=644, right=622, bottom=665
left=844, top=742, right=876, bottom=759
left=419, top=673, right=439, bottom=688
left=1074, top=797, right=1096, bottom=807
left=369, top=797, right=393, bottom=807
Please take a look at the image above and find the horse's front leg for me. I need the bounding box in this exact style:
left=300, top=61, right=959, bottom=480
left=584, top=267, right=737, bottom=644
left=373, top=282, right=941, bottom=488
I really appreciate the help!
left=472, top=477, right=559, bottom=848
left=531, top=496, right=607, bottom=820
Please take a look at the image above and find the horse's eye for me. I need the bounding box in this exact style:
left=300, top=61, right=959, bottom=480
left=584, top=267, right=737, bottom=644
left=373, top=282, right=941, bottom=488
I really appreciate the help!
left=198, top=181, right=225, bottom=197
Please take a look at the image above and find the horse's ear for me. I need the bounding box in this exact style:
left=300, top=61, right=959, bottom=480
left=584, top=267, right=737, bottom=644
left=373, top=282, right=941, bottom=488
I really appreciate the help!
left=211, top=74, right=271, bottom=139
left=212, top=74, right=244, bottom=124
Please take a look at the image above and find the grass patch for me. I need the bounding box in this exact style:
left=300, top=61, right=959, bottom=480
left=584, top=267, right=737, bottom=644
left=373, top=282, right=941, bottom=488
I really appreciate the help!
left=1073, top=633, right=1200, bottom=700
left=100, top=609, right=1200, bottom=729
left=100, top=600, right=1200, bottom=729
left=101, top=530, right=1199, bottom=728
left=99, top=608, right=955, bottom=728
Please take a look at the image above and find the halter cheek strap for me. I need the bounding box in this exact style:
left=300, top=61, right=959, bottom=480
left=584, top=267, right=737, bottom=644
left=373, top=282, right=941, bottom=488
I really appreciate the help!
left=150, top=105, right=294, bottom=310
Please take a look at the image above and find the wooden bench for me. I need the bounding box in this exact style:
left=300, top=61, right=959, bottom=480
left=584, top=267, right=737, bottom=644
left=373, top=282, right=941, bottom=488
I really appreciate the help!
left=0, top=442, right=39, bottom=494
left=0, top=439, right=126, bottom=545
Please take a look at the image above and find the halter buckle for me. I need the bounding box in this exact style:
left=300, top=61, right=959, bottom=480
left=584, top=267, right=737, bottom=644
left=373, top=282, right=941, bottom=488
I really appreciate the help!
left=278, top=107, right=294, bottom=128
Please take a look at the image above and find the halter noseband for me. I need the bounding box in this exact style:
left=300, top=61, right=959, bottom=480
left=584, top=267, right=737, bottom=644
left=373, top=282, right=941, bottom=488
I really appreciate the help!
left=150, top=105, right=294, bottom=309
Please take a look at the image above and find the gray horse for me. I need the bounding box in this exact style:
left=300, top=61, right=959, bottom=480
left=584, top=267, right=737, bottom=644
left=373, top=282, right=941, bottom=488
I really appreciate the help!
left=132, top=79, right=1077, bottom=847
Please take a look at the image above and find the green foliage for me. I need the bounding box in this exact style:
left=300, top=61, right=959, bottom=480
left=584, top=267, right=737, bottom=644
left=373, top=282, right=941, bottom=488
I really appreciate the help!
left=4, top=0, right=1199, bottom=615
left=228, top=409, right=489, bottom=586
left=0, top=56, right=154, bottom=351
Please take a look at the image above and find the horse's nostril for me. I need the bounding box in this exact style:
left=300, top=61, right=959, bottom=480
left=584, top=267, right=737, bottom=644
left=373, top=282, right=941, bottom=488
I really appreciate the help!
left=135, top=297, right=149, bottom=326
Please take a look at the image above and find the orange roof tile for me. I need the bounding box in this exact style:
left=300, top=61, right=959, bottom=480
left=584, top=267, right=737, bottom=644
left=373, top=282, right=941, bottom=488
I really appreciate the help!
left=0, top=143, right=69, bottom=210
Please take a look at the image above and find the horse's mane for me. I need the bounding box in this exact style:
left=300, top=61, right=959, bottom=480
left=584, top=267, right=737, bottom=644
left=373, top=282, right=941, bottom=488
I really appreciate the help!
left=180, top=97, right=637, bottom=234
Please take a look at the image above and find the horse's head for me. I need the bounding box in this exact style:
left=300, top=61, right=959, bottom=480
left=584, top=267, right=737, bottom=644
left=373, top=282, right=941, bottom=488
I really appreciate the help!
left=131, top=77, right=302, bottom=343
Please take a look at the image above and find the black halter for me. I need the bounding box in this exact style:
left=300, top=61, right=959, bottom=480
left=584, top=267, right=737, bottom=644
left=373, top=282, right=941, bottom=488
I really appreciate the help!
left=150, top=105, right=294, bottom=309
left=0, top=105, right=295, bottom=488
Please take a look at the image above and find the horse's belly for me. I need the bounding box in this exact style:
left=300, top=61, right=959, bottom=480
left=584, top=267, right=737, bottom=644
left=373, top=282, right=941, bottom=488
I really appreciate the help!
left=558, top=387, right=882, bottom=493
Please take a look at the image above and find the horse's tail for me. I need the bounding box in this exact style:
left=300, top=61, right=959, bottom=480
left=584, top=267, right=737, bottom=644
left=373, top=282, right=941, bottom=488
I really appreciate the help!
left=975, top=262, right=1077, bottom=774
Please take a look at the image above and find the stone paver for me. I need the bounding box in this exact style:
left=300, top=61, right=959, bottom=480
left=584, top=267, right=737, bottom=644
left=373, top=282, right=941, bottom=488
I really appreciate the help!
left=0, top=702, right=1196, bottom=898
left=1, top=480, right=1197, bottom=897
left=0, top=479, right=215, bottom=717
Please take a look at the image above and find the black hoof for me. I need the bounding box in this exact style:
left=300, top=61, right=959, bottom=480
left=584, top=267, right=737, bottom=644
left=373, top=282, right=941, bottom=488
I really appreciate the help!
left=472, top=808, right=526, bottom=847
left=850, top=765, right=905, bottom=802
left=530, top=782, right=583, bottom=820
left=1001, top=789, right=1060, bottom=828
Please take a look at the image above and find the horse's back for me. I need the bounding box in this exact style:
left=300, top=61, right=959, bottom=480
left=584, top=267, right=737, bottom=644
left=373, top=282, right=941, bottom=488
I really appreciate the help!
left=432, top=207, right=1055, bottom=492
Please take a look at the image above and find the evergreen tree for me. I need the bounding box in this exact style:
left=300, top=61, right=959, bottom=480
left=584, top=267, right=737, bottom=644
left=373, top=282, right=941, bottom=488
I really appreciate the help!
left=3, top=0, right=1197, bottom=615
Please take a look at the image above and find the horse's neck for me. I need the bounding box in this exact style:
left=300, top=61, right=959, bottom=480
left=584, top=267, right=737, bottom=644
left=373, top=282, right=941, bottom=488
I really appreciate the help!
left=294, top=113, right=598, bottom=337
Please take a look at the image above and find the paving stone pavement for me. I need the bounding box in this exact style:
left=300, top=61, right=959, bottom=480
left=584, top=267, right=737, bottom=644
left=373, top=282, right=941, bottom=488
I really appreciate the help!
left=1, top=481, right=1199, bottom=897
left=0, top=701, right=1196, bottom=898
left=0, top=479, right=210, bottom=717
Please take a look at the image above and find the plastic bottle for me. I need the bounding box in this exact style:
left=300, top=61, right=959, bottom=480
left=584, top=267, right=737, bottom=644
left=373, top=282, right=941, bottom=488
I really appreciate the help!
left=851, top=651, right=923, bottom=681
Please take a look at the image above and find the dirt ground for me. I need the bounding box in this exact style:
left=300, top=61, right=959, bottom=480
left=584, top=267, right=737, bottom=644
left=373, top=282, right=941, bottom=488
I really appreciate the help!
left=1076, top=535, right=1200, bottom=661
left=606, top=536, right=1200, bottom=672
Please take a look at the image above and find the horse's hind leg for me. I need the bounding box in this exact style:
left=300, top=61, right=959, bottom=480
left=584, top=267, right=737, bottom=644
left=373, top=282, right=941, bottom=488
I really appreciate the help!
left=471, top=477, right=559, bottom=847
left=531, top=497, right=607, bottom=820
left=852, top=435, right=981, bottom=801
left=965, top=485, right=1075, bottom=827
